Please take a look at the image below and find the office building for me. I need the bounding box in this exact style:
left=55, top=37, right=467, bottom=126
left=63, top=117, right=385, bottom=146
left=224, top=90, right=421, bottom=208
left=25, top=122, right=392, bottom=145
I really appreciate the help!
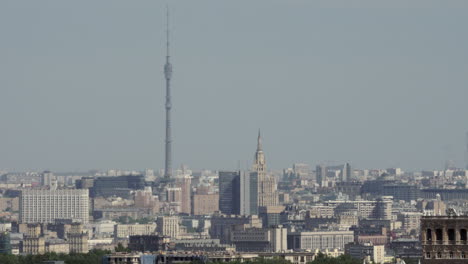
left=326, top=197, right=392, bottom=220
left=382, top=184, right=419, bottom=202
left=316, top=165, right=327, bottom=187
left=241, top=171, right=258, bottom=215
left=259, top=206, right=285, bottom=228
left=114, top=224, right=157, bottom=239
left=288, top=230, right=354, bottom=251
left=91, top=175, right=145, bottom=198
left=218, top=171, right=240, bottom=215
left=210, top=214, right=262, bottom=243
left=156, top=216, right=180, bottom=239
left=230, top=225, right=287, bottom=252
left=20, top=189, right=89, bottom=224
left=345, top=242, right=385, bottom=264
left=192, top=193, right=219, bottom=215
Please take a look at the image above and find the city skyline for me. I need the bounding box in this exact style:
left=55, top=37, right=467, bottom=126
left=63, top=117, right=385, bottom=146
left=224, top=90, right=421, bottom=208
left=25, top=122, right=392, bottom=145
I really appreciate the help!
left=1, top=1, right=468, bottom=171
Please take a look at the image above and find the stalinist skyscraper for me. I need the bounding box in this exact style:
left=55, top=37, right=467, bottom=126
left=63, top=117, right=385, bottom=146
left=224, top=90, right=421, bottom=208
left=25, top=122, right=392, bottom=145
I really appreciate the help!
left=253, top=131, right=279, bottom=207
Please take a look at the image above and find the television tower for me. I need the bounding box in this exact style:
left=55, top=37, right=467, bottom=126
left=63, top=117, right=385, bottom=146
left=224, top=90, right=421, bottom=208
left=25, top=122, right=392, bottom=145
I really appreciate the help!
left=164, top=7, right=173, bottom=178
left=466, top=132, right=468, bottom=170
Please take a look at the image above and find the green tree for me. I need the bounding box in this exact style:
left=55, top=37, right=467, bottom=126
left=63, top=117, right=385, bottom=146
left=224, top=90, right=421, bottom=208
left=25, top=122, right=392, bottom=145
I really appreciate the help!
left=115, top=242, right=131, bottom=253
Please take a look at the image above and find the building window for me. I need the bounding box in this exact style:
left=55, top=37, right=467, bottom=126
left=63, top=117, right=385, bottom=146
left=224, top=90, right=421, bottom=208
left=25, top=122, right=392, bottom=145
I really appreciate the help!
left=461, top=229, right=467, bottom=243
left=449, top=252, right=454, bottom=259
left=436, top=229, right=443, bottom=242
left=426, top=229, right=432, bottom=241
left=462, top=252, right=466, bottom=259
left=437, top=252, right=442, bottom=259
left=448, top=229, right=455, bottom=242
left=426, top=252, right=431, bottom=259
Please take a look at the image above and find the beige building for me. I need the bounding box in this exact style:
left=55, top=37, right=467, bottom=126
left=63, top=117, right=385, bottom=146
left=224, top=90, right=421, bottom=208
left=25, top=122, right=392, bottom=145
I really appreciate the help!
left=134, top=187, right=159, bottom=214
left=157, top=216, right=180, bottom=239
left=288, top=230, right=354, bottom=251
left=46, top=239, right=70, bottom=254
left=22, top=224, right=45, bottom=254
left=20, top=189, right=89, bottom=224
left=177, top=175, right=192, bottom=215
left=192, top=193, right=219, bottom=215
left=68, top=223, right=88, bottom=253
left=114, top=223, right=157, bottom=239
left=398, top=212, right=422, bottom=233
left=325, top=197, right=393, bottom=220
left=253, top=132, right=279, bottom=207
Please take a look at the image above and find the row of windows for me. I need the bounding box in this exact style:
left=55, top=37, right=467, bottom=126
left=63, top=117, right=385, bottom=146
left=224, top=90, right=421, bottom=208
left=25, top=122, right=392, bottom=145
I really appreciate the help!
left=426, top=228, right=468, bottom=241
left=426, top=252, right=467, bottom=259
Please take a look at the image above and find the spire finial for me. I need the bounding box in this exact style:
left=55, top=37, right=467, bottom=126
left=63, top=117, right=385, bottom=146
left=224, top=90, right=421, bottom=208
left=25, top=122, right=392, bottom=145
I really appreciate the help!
left=257, top=129, right=262, bottom=151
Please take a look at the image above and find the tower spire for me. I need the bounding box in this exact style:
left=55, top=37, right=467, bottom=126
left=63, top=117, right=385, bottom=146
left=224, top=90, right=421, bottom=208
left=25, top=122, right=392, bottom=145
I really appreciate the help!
left=257, top=129, right=262, bottom=151
left=163, top=6, right=173, bottom=178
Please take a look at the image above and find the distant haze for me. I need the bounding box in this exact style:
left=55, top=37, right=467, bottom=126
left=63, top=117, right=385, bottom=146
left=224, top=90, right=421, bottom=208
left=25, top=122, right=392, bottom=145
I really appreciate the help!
left=1, top=1, right=468, bottom=172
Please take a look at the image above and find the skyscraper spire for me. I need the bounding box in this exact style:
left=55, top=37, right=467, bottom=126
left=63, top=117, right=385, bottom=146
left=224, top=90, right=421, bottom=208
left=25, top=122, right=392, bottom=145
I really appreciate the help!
left=257, top=129, right=262, bottom=152
left=163, top=5, right=173, bottom=178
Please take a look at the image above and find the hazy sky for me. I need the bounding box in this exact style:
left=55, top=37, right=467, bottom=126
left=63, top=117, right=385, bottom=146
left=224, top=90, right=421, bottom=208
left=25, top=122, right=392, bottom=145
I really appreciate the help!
left=1, top=1, right=468, bottom=172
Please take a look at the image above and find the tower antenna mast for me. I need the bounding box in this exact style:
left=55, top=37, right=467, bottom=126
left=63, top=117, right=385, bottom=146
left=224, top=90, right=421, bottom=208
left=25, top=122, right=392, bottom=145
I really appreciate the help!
left=163, top=5, right=173, bottom=178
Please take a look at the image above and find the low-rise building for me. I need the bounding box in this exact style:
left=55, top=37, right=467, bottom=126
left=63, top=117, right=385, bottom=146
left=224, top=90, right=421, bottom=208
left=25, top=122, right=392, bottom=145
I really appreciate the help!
left=230, top=225, right=287, bottom=252
left=114, top=224, right=156, bottom=239
left=345, top=242, right=385, bottom=264
left=287, top=230, right=354, bottom=251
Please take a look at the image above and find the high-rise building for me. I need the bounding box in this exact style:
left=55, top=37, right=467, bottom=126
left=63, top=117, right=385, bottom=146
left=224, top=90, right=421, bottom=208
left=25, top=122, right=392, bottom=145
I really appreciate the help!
left=316, top=165, right=327, bottom=187
left=20, top=189, right=89, bottom=224
left=340, top=163, right=351, bottom=182
left=254, top=131, right=278, bottom=207
left=177, top=175, right=192, bottom=214
left=218, top=171, right=241, bottom=215
left=40, top=171, right=55, bottom=187
left=165, top=186, right=182, bottom=212
left=241, top=171, right=258, bottom=215
left=157, top=216, right=180, bottom=239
